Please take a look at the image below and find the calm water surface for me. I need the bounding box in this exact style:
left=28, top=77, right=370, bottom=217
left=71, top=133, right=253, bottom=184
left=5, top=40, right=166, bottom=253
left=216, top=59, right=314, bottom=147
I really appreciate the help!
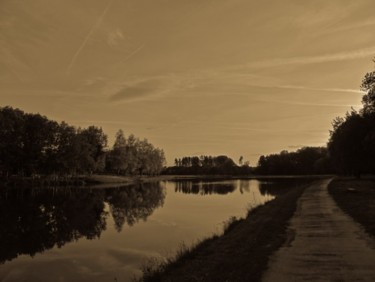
left=0, top=179, right=296, bottom=281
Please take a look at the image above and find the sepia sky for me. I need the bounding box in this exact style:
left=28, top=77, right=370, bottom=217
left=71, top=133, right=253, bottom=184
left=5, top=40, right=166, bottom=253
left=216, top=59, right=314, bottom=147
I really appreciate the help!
left=1, top=0, right=375, bottom=165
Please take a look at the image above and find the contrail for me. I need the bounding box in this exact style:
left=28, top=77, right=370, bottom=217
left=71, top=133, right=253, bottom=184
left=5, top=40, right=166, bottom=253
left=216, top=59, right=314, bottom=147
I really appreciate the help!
left=123, top=44, right=145, bottom=62
left=66, top=0, right=114, bottom=74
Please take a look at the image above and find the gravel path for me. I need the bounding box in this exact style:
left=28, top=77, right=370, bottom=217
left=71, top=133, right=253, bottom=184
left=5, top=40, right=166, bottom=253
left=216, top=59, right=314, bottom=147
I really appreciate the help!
left=263, top=179, right=375, bottom=282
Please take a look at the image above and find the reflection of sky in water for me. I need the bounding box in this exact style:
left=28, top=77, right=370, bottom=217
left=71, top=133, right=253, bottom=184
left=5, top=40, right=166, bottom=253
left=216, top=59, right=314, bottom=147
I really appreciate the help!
left=0, top=180, right=276, bottom=282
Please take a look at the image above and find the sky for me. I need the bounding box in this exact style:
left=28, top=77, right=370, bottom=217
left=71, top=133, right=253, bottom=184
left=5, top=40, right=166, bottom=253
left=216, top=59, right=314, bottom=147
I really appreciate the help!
left=1, top=0, right=375, bottom=166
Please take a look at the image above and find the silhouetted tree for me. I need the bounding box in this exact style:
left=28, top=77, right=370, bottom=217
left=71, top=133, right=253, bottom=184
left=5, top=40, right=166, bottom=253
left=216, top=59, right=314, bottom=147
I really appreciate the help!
left=239, top=156, right=243, bottom=166
left=361, top=58, right=375, bottom=114
left=47, top=121, right=78, bottom=175
left=22, top=113, right=59, bottom=176
left=191, top=156, right=200, bottom=168
left=107, top=130, right=127, bottom=174
left=0, top=107, right=26, bottom=176
left=163, top=155, right=249, bottom=175
left=0, top=107, right=170, bottom=179
left=328, top=59, right=375, bottom=177
left=76, top=126, right=108, bottom=174
left=256, top=147, right=332, bottom=175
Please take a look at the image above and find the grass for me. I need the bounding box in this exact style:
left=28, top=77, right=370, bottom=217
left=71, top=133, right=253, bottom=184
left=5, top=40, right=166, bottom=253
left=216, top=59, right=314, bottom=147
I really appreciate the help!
left=137, top=179, right=314, bottom=282
left=328, top=178, right=375, bottom=237
left=138, top=241, right=209, bottom=282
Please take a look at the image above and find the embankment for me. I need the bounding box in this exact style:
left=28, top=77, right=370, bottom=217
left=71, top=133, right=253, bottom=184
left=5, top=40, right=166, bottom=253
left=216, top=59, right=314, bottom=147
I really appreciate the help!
left=140, top=179, right=318, bottom=282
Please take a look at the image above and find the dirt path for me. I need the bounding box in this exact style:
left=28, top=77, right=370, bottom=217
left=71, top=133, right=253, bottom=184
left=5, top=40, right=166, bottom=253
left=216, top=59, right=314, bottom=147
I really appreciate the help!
left=263, top=179, right=375, bottom=282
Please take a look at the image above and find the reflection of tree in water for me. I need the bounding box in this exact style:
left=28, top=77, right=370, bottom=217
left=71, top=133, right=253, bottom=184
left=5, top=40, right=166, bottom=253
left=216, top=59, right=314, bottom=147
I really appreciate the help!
left=174, top=181, right=237, bottom=195
left=258, top=178, right=313, bottom=196
left=239, top=180, right=250, bottom=194
left=106, top=182, right=166, bottom=232
left=0, top=187, right=107, bottom=264
left=0, top=182, right=165, bottom=264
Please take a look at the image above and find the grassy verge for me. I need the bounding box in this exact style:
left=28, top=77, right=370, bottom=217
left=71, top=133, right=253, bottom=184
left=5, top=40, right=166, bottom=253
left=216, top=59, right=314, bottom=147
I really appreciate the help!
left=138, top=180, right=314, bottom=282
left=328, top=178, right=375, bottom=237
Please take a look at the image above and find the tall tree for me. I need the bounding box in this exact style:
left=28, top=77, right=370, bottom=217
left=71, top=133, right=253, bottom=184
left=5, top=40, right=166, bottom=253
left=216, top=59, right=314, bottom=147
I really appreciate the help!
left=22, top=113, right=59, bottom=175
left=239, top=156, right=243, bottom=166
left=361, top=58, right=375, bottom=114
left=0, top=107, right=25, bottom=176
left=108, top=130, right=127, bottom=174
left=328, top=59, right=375, bottom=177
left=106, top=130, right=165, bottom=176
left=75, top=126, right=107, bottom=174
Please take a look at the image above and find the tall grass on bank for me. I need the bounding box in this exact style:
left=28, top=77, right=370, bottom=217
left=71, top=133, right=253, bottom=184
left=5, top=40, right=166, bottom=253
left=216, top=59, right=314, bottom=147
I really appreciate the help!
left=136, top=180, right=313, bottom=282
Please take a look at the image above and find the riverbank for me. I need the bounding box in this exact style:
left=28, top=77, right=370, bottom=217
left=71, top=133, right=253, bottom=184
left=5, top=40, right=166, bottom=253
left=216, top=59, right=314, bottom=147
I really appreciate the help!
left=328, top=178, right=375, bottom=237
left=139, top=179, right=317, bottom=281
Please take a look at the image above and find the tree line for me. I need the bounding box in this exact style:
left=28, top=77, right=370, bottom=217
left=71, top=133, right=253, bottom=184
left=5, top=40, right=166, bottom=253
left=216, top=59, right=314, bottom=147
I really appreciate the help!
left=255, top=147, right=334, bottom=175
left=163, top=155, right=251, bottom=175
left=0, top=106, right=165, bottom=178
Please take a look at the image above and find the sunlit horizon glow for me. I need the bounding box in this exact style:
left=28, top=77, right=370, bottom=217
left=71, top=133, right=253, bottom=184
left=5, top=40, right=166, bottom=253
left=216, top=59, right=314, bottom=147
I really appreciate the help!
left=1, top=0, right=374, bottom=165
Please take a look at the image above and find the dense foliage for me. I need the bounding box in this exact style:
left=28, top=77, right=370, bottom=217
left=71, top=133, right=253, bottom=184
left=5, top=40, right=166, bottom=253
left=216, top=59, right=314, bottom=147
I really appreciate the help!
left=0, top=106, right=107, bottom=177
left=0, top=106, right=165, bottom=178
left=163, top=155, right=251, bottom=175
left=328, top=59, right=375, bottom=177
left=255, top=147, right=333, bottom=175
left=106, top=130, right=166, bottom=176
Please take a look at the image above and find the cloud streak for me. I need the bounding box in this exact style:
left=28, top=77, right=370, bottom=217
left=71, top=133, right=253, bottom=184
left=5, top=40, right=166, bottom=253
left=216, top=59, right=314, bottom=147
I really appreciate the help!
left=123, top=44, right=145, bottom=62
left=321, top=19, right=375, bottom=36
left=246, top=46, right=375, bottom=69
left=66, top=0, right=114, bottom=74
left=107, top=29, right=124, bottom=46
left=273, top=85, right=364, bottom=94
left=109, top=79, right=162, bottom=102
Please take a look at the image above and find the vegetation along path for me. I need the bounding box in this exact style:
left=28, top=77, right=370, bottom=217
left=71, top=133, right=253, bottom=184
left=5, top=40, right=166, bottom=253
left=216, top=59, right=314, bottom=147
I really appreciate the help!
left=263, top=179, right=375, bottom=281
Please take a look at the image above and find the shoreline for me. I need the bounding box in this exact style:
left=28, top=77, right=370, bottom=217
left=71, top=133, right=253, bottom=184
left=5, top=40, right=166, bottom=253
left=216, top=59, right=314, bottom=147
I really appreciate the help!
left=1, top=174, right=334, bottom=188
left=139, top=179, right=320, bottom=281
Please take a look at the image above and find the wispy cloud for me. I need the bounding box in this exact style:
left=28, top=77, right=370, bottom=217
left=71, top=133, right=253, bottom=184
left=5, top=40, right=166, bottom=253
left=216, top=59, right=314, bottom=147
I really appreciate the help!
left=66, top=0, right=114, bottom=74
left=246, top=46, right=375, bottom=68
left=110, top=86, right=154, bottom=102
left=288, top=145, right=305, bottom=149
left=107, top=28, right=124, bottom=47
left=321, top=19, right=375, bottom=35
left=264, top=99, right=360, bottom=108
left=0, top=45, right=30, bottom=82
left=109, top=79, right=163, bottom=102
left=107, top=74, right=187, bottom=102
left=123, top=44, right=145, bottom=62
left=272, top=85, right=364, bottom=94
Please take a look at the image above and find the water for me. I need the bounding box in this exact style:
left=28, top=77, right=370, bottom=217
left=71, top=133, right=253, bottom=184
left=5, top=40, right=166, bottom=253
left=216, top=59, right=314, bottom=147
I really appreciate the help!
left=0, top=179, right=295, bottom=281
